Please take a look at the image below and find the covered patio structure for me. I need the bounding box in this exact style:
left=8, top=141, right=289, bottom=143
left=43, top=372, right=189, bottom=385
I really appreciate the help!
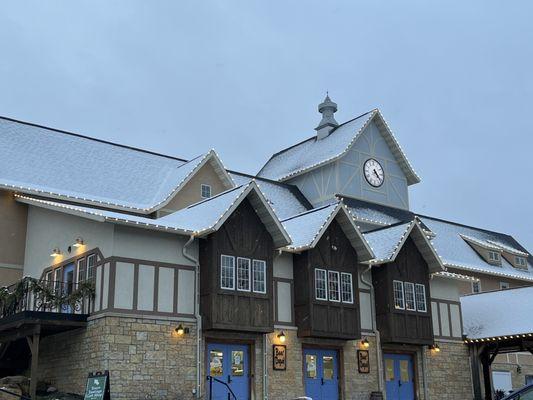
left=461, top=287, right=533, bottom=400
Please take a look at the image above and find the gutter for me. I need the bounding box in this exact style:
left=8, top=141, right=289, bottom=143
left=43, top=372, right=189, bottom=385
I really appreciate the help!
left=183, top=235, right=202, bottom=399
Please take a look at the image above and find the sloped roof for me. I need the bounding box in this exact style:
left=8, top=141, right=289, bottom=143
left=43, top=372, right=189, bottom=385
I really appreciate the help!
left=257, top=109, right=420, bottom=185
left=0, top=116, right=233, bottom=213
left=15, top=182, right=291, bottom=248
left=461, top=287, right=533, bottom=340
left=280, top=202, right=374, bottom=260
left=363, top=219, right=445, bottom=272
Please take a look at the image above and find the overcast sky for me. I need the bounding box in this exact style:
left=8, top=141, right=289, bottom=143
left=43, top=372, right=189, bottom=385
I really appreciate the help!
left=1, top=1, right=532, bottom=250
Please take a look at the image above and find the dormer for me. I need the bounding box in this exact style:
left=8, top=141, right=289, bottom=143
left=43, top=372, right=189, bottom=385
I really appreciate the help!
left=460, top=235, right=502, bottom=266
left=486, top=240, right=530, bottom=270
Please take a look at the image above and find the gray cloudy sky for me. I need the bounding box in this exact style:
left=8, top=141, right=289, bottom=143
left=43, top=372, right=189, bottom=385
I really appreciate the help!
left=1, top=1, right=532, bottom=250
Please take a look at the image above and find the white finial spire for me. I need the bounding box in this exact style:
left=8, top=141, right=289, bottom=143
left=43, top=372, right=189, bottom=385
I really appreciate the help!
left=315, top=94, right=339, bottom=140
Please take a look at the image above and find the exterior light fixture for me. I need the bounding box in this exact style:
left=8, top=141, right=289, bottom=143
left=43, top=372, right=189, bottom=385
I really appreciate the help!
left=361, top=338, right=370, bottom=349
left=73, top=237, right=84, bottom=248
left=175, top=324, right=189, bottom=336
left=50, top=248, right=61, bottom=257
left=429, top=344, right=440, bottom=353
left=277, top=331, right=286, bottom=343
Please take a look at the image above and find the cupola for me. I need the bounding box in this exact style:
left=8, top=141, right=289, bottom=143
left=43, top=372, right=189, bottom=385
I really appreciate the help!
left=315, top=94, right=339, bottom=140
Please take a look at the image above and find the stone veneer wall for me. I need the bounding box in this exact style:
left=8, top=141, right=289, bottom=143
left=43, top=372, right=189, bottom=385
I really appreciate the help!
left=425, top=341, right=473, bottom=400
left=493, top=352, right=533, bottom=391
left=38, top=316, right=197, bottom=400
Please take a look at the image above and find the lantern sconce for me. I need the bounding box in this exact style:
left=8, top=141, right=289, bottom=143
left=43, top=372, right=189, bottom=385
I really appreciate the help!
left=72, top=237, right=85, bottom=248
left=50, top=248, right=62, bottom=257
left=277, top=331, right=286, bottom=343
left=428, top=343, right=441, bottom=353
left=175, top=324, right=190, bottom=336
left=360, top=338, right=370, bottom=349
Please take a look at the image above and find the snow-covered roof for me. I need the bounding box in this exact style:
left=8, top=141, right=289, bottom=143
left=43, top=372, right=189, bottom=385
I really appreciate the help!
left=281, top=202, right=374, bottom=260
left=363, top=219, right=445, bottom=272
left=461, top=287, right=533, bottom=340
left=0, top=117, right=234, bottom=213
left=15, top=181, right=291, bottom=248
left=257, top=109, right=420, bottom=185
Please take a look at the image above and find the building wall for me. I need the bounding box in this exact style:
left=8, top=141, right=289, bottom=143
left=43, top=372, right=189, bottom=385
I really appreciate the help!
left=289, top=121, right=409, bottom=209
left=493, top=352, right=533, bottom=391
left=0, top=190, right=27, bottom=285
left=453, top=268, right=528, bottom=294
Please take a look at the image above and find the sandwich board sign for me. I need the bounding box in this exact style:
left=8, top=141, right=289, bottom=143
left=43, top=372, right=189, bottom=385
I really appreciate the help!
left=84, top=370, right=110, bottom=400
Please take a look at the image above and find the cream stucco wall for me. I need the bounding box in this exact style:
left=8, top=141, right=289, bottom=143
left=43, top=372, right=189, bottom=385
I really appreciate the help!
left=0, top=190, right=27, bottom=285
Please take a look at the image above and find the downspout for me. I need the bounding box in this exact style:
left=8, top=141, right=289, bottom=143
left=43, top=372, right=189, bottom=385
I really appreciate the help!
left=183, top=235, right=202, bottom=399
left=361, top=264, right=384, bottom=394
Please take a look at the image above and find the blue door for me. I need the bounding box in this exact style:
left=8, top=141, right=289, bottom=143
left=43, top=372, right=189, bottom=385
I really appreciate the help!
left=303, top=348, right=339, bottom=400
left=207, top=343, right=249, bottom=400
left=384, top=354, right=415, bottom=400
left=62, top=263, right=75, bottom=313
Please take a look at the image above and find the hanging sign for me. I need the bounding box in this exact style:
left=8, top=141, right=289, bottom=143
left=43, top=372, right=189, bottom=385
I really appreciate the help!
left=358, top=350, right=370, bottom=374
left=273, top=345, right=287, bottom=370
left=84, top=370, right=110, bottom=400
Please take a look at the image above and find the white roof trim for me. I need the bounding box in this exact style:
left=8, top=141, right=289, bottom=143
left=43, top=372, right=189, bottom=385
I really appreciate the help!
left=432, top=271, right=479, bottom=282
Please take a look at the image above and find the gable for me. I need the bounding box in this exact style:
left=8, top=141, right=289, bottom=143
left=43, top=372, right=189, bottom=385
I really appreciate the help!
left=311, top=218, right=359, bottom=269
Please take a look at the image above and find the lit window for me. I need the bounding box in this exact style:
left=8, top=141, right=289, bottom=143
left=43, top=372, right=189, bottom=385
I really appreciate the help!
left=220, top=255, right=235, bottom=290
left=328, top=271, right=340, bottom=302
left=315, top=269, right=327, bottom=300
left=340, top=273, right=353, bottom=304
left=393, top=280, right=405, bottom=310
left=252, top=260, right=266, bottom=294
left=488, top=251, right=500, bottom=262
left=472, top=281, right=481, bottom=293
left=415, top=284, right=427, bottom=312
left=201, top=184, right=212, bottom=199
left=404, top=282, right=416, bottom=311
left=236, top=258, right=251, bottom=291
left=86, top=254, right=96, bottom=281
left=500, top=281, right=509, bottom=290
left=515, top=256, right=527, bottom=268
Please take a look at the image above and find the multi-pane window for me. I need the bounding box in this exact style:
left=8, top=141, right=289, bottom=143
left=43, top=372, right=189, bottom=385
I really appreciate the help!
left=415, top=284, right=427, bottom=312
left=220, top=255, right=235, bottom=289
left=488, top=251, right=500, bottom=262
left=515, top=256, right=527, bottom=268
left=340, top=273, right=353, bottom=303
left=252, top=260, right=266, bottom=294
left=500, top=281, right=510, bottom=290
left=237, top=257, right=251, bottom=291
left=201, top=184, right=212, bottom=199
left=393, top=280, right=405, bottom=310
left=404, top=282, right=416, bottom=311
left=77, top=258, right=86, bottom=283
left=328, top=271, right=340, bottom=302
left=86, top=254, right=96, bottom=281
left=315, top=269, right=327, bottom=300
left=472, top=281, right=481, bottom=293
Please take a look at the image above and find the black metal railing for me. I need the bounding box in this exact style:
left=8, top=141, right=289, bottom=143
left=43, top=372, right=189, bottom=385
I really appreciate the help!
left=0, top=277, right=94, bottom=319
left=206, top=375, right=238, bottom=400
left=0, top=387, right=31, bottom=400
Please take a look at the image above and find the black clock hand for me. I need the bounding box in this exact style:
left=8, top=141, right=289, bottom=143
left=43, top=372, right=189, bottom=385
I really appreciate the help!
left=373, top=169, right=380, bottom=179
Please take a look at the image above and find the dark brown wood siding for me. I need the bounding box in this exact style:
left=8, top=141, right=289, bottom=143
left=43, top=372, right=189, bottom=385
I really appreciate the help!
left=294, top=219, right=361, bottom=340
left=372, top=237, right=434, bottom=345
left=199, top=198, right=274, bottom=333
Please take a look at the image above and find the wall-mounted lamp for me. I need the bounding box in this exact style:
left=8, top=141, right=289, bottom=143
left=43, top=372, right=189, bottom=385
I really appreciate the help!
left=50, top=248, right=62, bottom=257
left=360, top=338, right=370, bottom=349
left=175, top=324, right=190, bottom=336
left=277, top=331, right=286, bottom=343
left=428, top=344, right=440, bottom=353
left=72, top=237, right=84, bottom=248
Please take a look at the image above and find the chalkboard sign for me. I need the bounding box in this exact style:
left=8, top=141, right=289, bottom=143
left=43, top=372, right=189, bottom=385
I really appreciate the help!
left=357, top=350, right=370, bottom=374
left=273, top=345, right=287, bottom=370
left=84, top=371, right=110, bottom=400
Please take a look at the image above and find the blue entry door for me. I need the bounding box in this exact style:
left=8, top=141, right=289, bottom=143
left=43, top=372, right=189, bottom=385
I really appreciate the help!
left=303, top=348, right=339, bottom=400
left=384, top=354, right=415, bottom=400
left=62, top=263, right=75, bottom=313
left=207, top=343, right=249, bottom=400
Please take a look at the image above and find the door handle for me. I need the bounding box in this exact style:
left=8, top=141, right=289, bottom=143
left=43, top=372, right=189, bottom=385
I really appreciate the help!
left=321, top=378, right=324, bottom=385
left=398, top=380, right=402, bottom=387
left=227, top=375, right=232, bottom=384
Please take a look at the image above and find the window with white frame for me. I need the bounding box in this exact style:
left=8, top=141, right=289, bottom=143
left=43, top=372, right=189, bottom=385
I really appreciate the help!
left=237, top=257, right=251, bottom=291
left=252, top=259, right=266, bottom=294
left=500, top=281, right=510, bottom=290
left=488, top=251, right=500, bottom=262
left=328, top=271, right=340, bottom=302
left=472, top=281, right=481, bottom=293
left=404, top=282, right=416, bottom=311
left=315, top=269, right=327, bottom=300
left=515, top=256, right=527, bottom=268
left=340, top=273, right=353, bottom=303
left=77, top=258, right=86, bottom=283
left=201, top=184, right=212, bottom=199
left=393, top=280, right=405, bottom=310
left=86, top=254, right=96, bottom=281
left=415, top=284, right=427, bottom=312
left=220, top=255, right=235, bottom=290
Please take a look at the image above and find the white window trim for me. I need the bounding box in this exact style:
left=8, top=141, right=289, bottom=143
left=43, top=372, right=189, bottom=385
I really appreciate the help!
left=220, top=255, right=235, bottom=290
left=499, top=281, right=509, bottom=290
left=340, top=272, right=354, bottom=304
left=472, top=281, right=481, bottom=293
left=404, top=282, right=416, bottom=311
left=236, top=257, right=251, bottom=292
left=201, top=184, right=212, bottom=199
left=488, top=251, right=500, bottom=262
left=315, top=268, right=328, bottom=301
left=86, top=254, right=96, bottom=280
left=328, top=271, right=341, bottom=303
left=252, top=259, right=267, bottom=294
left=393, top=280, right=405, bottom=310
left=415, top=283, right=427, bottom=313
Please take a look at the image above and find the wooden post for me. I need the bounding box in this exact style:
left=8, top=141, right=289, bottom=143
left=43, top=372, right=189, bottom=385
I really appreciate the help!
left=480, top=349, right=493, bottom=400
left=470, top=345, right=483, bottom=400
left=27, top=331, right=40, bottom=399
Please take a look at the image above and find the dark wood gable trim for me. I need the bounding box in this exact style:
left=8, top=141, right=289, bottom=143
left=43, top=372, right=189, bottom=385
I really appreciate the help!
left=200, top=198, right=274, bottom=333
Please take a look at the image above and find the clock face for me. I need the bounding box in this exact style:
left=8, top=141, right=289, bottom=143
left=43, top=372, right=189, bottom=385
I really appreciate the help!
left=363, top=158, right=384, bottom=187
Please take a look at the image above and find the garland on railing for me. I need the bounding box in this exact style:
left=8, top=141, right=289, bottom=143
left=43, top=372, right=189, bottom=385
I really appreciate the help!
left=0, top=276, right=95, bottom=313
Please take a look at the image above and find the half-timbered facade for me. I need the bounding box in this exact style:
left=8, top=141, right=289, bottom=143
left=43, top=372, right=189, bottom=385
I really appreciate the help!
left=0, top=97, right=531, bottom=400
